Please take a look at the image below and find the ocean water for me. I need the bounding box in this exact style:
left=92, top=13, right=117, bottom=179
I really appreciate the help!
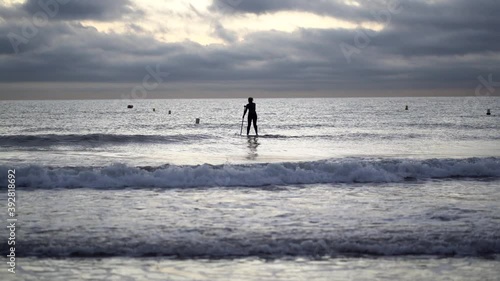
left=0, top=97, right=499, bottom=280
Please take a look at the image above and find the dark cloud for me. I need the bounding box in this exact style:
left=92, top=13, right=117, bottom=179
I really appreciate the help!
left=212, top=21, right=238, bottom=43
left=0, top=5, right=26, bottom=21
left=1, top=0, right=500, bottom=99
left=209, top=0, right=384, bottom=21
left=210, top=0, right=500, bottom=57
left=21, top=0, right=141, bottom=21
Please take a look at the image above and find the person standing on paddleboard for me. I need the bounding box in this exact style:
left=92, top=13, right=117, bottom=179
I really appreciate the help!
left=243, top=97, right=258, bottom=136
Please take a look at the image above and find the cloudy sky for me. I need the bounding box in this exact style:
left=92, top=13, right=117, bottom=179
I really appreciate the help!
left=0, top=0, right=499, bottom=99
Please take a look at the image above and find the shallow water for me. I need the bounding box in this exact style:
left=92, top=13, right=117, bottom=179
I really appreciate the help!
left=2, top=180, right=499, bottom=259
left=3, top=257, right=500, bottom=281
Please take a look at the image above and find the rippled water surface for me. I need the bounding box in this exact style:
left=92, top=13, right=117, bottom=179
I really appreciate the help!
left=1, top=97, right=499, bottom=280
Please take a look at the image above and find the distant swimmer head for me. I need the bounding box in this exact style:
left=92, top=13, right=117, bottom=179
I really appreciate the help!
left=248, top=97, right=253, bottom=103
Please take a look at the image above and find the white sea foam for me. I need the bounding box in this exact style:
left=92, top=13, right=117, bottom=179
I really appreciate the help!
left=3, top=157, right=499, bottom=189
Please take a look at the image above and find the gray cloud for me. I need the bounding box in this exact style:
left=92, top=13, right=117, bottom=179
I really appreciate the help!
left=21, top=0, right=142, bottom=21
left=210, top=0, right=500, bottom=57
left=212, top=21, right=238, bottom=43
left=210, top=0, right=385, bottom=21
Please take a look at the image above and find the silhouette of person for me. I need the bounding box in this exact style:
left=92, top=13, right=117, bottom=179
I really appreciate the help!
left=243, top=97, right=258, bottom=136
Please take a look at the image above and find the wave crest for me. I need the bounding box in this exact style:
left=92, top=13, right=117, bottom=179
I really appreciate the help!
left=2, top=157, right=499, bottom=189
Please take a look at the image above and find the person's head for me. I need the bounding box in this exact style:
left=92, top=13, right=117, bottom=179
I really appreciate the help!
left=248, top=97, right=254, bottom=103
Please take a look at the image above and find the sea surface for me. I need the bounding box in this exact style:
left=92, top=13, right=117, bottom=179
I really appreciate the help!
left=0, top=97, right=499, bottom=280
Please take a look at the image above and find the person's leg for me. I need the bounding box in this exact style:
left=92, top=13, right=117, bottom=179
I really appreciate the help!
left=247, top=116, right=251, bottom=135
left=253, top=116, right=258, bottom=136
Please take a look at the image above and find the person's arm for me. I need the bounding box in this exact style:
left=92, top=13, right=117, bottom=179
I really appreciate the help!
left=243, top=105, right=248, bottom=117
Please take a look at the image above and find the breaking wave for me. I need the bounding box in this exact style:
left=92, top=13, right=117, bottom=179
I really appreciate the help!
left=2, top=157, right=499, bottom=189
left=4, top=233, right=500, bottom=258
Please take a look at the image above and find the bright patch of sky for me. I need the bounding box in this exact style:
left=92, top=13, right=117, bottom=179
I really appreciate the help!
left=75, top=0, right=382, bottom=45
